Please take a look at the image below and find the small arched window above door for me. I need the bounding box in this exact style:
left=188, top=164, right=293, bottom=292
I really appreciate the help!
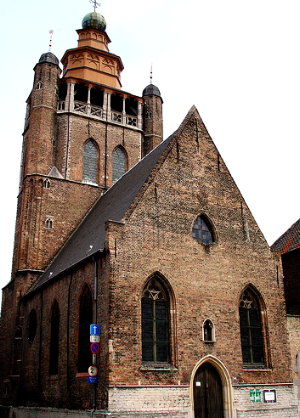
left=192, top=214, right=215, bottom=244
left=112, top=146, right=127, bottom=184
left=83, top=139, right=98, bottom=184
left=202, top=319, right=215, bottom=343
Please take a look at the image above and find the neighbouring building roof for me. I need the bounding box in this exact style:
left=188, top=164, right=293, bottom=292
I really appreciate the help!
left=27, top=106, right=199, bottom=295
left=271, top=218, right=300, bottom=254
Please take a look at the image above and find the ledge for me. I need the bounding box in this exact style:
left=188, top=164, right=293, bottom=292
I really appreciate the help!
left=242, top=367, right=273, bottom=372
left=140, top=362, right=178, bottom=372
left=76, top=372, right=89, bottom=378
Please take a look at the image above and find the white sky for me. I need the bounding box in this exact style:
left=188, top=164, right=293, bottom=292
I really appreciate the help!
left=1, top=0, right=300, bottom=299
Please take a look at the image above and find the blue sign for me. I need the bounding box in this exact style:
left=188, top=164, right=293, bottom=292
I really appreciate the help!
left=90, top=324, right=101, bottom=335
left=87, top=376, right=99, bottom=384
left=90, top=343, right=100, bottom=354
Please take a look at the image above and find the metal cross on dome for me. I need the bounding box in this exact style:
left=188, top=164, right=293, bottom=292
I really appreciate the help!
left=90, top=0, right=100, bottom=11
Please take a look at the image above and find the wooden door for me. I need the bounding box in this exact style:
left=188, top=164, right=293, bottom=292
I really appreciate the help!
left=194, top=362, right=224, bottom=418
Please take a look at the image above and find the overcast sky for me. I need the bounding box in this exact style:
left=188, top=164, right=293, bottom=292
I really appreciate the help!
left=1, top=0, right=299, bottom=299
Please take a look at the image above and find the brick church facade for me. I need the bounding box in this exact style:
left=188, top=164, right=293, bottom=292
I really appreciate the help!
left=0, top=7, right=299, bottom=418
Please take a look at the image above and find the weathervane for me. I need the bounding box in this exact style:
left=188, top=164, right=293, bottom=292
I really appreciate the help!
left=49, top=30, right=54, bottom=52
left=90, top=0, right=100, bottom=11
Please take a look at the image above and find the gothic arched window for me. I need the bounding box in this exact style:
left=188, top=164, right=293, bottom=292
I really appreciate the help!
left=78, top=286, right=93, bottom=372
left=239, top=287, right=265, bottom=366
left=83, top=139, right=98, bottom=184
left=142, top=277, right=170, bottom=363
left=203, top=319, right=215, bottom=343
left=112, top=146, right=127, bottom=184
left=49, top=300, right=60, bottom=375
left=192, top=214, right=215, bottom=244
left=28, top=309, right=37, bottom=343
left=45, top=218, right=53, bottom=229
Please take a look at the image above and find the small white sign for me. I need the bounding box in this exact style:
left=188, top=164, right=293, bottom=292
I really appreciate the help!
left=90, top=335, right=100, bottom=343
left=263, top=390, right=276, bottom=403
left=196, top=381, right=201, bottom=387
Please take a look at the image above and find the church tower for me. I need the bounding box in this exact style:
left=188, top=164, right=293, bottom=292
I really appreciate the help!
left=10, top=7, right=156, bottom=295
left=0, top=6, right=163, bottom=406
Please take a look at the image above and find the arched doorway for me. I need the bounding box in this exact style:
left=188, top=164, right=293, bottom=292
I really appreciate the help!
left=193, top=362, right=224, bottom=418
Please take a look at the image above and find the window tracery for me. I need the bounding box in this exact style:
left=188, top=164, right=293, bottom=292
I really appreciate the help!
left=239, top=287, right=266, bottom=366
left=192, top=214, right=215, bottom=244
left=112, top=146, right=127, bottom=183
left=83, top=139, right=98, bottom=184
left=78, top=286, right=93, bottom=372
left=49, top=301, right=60, bottom=375
left=142, top=277, right=170, bottom=364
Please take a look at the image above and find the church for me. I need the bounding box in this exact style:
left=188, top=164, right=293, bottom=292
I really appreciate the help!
left=0, top=5, right=299, bottom=418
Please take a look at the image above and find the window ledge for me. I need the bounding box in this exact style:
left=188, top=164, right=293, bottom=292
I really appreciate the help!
left=242, top=366, right=272, bottom=372
left=141, top=362, right=178, bottom=372
left=76, top=372, right=89, bottom=378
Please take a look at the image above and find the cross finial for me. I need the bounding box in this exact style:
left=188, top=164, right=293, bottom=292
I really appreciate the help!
left=90, top=0, right=100, bottom=11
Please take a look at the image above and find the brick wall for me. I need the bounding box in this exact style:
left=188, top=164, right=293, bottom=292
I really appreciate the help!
left=106, top=110, right=291, bottom=389
left=282, top=249, right=300, bottom=315
left=56, top=113, right=142, bottom=188
left=12, top=176, right=100, bottom=274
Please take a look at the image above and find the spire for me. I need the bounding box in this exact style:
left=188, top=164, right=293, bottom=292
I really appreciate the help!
left=150, top=65, right=153, bottom=84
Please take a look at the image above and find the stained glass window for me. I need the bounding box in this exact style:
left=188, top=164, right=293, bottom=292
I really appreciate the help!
left=112, top=146, right=127, bottom=184
left=192, top=215, right=215, bottom=244
left=28, top=309, right=37, bottom=343
left=83, top=139, right=98, bottom=184
left=78, top=286, right=93, bottom=372
left=239, top=288, right=265, bottom=366
left=49, top=301, right=60, bottom=375
left=142, top=278, right=170, bottom=363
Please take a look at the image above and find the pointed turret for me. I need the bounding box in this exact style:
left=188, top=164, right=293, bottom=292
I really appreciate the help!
left=142, top=83, right=163, bottom=156
left=21, top=52, right=61, bottom=179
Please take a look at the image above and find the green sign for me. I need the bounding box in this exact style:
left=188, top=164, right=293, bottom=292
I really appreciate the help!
left=250, top=389, right=261, bottom=402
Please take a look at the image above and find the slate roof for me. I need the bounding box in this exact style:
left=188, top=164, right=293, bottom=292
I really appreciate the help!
left=142, top=83, right=162, bottom=98
left=27, top=106, right=199, bottom=295
left=271, top=218, right=300, bottom=254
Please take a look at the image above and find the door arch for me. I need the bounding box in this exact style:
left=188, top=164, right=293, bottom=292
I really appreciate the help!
left=191, top=355, right=233, bottom=418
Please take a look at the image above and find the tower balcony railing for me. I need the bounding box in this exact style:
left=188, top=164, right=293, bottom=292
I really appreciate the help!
left=111, top=110, right=122, bottom=123
left=57, top=100, right=139, bottom=129
left=126, top=115, right=137, bottom=127
left=74, top=100, right=88, bottom=114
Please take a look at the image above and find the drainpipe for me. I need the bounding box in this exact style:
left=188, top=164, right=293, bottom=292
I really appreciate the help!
left=91, top=255, right=99, bottom=417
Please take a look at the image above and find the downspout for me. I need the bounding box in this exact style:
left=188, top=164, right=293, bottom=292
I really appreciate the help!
left=91, top=254, right=99, bottom=417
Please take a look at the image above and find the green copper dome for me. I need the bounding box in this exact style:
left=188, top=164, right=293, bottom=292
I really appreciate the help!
left=82, top=12, right=106, bottom=31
